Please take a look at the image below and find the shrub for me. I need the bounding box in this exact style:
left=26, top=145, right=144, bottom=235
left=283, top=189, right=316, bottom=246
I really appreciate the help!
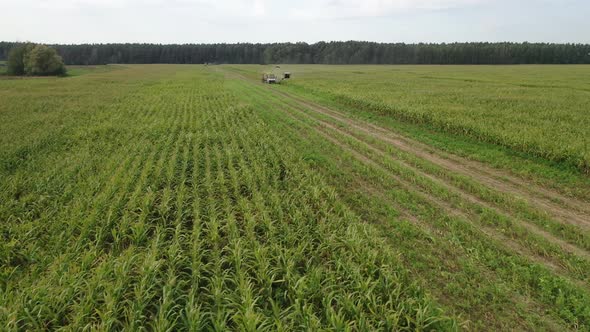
left=7, top=44, right=66, bottom=76
left=7, top=43, right=34, bottom=75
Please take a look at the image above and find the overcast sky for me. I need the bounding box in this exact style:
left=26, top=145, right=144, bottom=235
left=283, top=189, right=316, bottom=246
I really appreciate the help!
left=1, top=0, right=588, bottom=44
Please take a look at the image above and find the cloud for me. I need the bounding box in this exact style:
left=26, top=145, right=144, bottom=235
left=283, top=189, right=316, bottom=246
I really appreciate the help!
left=287, top=0, right=488, bottom=20
left=2, top=0, right=588, bottom=44
left=9, top=0, right=486, bottom=18
left=9, top=0, right=269, bottom=17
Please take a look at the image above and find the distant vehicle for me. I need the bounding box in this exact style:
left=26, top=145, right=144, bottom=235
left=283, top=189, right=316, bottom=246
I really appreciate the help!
left=261, top=67, right=292, bottom=84
left=261, top=73, right=277, bottom=84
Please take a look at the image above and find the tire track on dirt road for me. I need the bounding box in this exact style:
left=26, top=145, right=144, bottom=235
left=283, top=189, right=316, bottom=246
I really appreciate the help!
left=315, top=117, right=590, bottom=262
left=318, top=128, right=566, bottom=273
left=273, top=89, right=590, bottom=230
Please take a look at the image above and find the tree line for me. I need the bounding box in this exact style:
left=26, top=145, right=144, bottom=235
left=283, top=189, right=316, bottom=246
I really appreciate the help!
left=1, top=41, right=589, bottom=65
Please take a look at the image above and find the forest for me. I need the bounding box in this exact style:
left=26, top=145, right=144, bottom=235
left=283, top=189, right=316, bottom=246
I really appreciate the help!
left=1, top=41, right=589, bottom=65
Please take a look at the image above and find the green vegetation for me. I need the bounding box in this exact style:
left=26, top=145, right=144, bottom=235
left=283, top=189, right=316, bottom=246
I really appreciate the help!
left=6, top=43, right=65, bottom=76
left=2, top=41, right=590, bottom=65
left=65, top=64, right=122, bottom=77
left=1, top=64, right=589, bottom=330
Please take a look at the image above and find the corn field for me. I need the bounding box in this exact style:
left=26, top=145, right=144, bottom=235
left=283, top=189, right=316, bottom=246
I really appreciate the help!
left=0, top=66, right=454, bottom=330
left=1, top=64, right=590, bottom=330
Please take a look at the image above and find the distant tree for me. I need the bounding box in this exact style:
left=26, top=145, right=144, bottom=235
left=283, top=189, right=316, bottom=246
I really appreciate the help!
left=7, top=44, right=66, bottom=76
left=7, top=43, right=34, bottom=75
left=24, top=45, right=66, bottom=75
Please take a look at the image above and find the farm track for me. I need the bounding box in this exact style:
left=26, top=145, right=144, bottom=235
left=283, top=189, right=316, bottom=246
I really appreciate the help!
left=313, top=126, right=576, bottom=281
left=329, top=119, right=590, bottom=290
left=314, top=118, right=590, bottom=261
left=273, top=89, right=590, bottom=228
left=219, top=68, right=590, bottom=279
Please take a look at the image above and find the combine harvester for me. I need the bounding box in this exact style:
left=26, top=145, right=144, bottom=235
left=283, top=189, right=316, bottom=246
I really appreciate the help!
left=261, top=65, right=291, bottom=84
